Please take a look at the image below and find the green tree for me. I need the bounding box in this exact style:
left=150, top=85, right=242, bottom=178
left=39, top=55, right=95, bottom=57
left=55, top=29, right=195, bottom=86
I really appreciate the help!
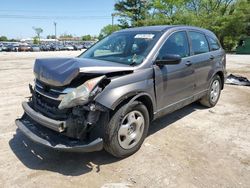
left=150, top=0, right=250, bottom=51
left=8, top=39, right=17, bottom=42
left=32, top=27, right=43, bottom=44
left=82, top=35, right=92, bottom=41
left=114, top=0, right=250, bottom=51
left=0, top=36, right=8, bottom=41
left=33, top=37, right=39, bottom=44
left=99, top=24, right=121, bottom=39
left=47, top=35, right=56, bottom=39
left=115, top=0, right=152, bottom=28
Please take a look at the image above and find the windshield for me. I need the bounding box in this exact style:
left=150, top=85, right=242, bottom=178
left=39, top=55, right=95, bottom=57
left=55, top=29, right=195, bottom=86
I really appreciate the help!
left=80, top=31, right=161, bottom=65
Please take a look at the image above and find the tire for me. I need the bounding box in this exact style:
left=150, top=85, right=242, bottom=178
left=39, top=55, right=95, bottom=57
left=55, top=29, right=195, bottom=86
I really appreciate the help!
left=200, top=75, right=222, bottom=107
left=104, top=101, right=149, bottom=158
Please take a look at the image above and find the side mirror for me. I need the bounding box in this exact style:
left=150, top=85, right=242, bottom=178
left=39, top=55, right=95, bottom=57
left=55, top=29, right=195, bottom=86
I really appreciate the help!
left=156, top=54, right=182, bottom=66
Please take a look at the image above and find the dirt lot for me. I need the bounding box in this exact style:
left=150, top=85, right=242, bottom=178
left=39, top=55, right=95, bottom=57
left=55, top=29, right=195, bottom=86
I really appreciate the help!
left=0, top=52, right=249, bottom=188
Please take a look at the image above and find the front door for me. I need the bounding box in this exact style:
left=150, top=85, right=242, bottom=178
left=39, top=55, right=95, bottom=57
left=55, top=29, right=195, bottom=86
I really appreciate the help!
left=154, top=31, right=195, bottom=113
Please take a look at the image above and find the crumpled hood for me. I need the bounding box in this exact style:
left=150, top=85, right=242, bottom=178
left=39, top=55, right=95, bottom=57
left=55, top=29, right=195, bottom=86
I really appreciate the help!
left=34, top=57, right=133, bottom=86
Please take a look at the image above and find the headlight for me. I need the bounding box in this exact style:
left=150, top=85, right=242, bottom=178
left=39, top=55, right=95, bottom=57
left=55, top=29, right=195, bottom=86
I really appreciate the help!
left=58, top=76, right=105, bottom=109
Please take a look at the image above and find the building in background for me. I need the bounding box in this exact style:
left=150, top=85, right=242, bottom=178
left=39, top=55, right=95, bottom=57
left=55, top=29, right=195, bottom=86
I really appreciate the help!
left=236, top=37, right=250, bottom=54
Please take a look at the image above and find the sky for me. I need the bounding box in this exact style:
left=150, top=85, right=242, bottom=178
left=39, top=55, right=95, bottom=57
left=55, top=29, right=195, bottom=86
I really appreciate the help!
left=0, top=0, right=117, bottom=39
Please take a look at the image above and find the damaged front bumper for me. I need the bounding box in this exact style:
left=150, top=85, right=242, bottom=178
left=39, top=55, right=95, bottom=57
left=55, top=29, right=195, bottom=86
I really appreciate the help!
left=15, top=102, right=103, bottom=152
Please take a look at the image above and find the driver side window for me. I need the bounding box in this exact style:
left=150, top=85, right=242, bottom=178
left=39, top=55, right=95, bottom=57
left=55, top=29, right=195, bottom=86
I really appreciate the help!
left=158, top=31, right=190, bottom=59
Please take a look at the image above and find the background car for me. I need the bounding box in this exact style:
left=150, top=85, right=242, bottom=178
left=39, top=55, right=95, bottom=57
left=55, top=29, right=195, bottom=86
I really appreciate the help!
left=73, top=44, right=83, bottom=50
left=83, top=41, right=95, bottom=49
left=18, top=45, right=31, bottom=52
left=31, top=45, right=40, bottom=52
left=40, top=44, right=51, bottom=51
left=63, top=45, right=74, bottom=50
left=2, top=44, right=19, bottom=52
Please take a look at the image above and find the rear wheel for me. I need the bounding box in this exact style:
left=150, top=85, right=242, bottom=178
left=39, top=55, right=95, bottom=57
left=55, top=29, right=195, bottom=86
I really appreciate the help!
left=104, top=101, right=149, bottom=158
left=200, top=75, right=221, bottom=107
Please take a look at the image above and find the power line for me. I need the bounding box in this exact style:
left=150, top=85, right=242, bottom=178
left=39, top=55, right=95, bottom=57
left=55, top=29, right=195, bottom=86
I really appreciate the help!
left=0, top=14, right=111, bottom=20
left=0, top=9, right=111, bottom=13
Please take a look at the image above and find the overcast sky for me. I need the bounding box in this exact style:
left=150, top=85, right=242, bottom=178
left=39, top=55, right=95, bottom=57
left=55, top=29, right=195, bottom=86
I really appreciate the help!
left=0, top=0, right=117, bottom=39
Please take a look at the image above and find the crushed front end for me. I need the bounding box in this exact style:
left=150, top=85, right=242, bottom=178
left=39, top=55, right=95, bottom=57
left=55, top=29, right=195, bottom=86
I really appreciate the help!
left=16, top=77, right=109, bottom=152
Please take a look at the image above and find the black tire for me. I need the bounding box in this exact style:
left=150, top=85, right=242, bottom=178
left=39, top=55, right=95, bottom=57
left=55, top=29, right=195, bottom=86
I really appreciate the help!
left=104, top=101, right=149, bottom=158
left=200, top=75, right=222, bottom=107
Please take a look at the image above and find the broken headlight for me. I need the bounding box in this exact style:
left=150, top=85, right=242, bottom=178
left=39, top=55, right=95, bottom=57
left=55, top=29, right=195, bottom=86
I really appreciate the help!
left=58, top=76, right=105, bottom=109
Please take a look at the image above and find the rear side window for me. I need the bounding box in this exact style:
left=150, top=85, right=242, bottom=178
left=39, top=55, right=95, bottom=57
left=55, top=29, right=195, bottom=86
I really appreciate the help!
left=207, top=36, right=220, bottom=51
left=189, top=31, right=209, bottom=55
left=158, top=31, right=190, bottom=58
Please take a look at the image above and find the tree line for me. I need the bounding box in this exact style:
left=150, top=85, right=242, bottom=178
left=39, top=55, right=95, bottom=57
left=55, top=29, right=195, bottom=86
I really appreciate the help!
left=106, top=0, right=250, bottom=51
left=2, top=0, right=249, bottom=51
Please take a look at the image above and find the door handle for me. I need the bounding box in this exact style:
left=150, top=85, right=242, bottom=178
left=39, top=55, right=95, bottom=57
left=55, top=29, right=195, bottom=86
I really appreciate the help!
left=210, top=55, right=215, bottom=60
left=185, top=62, right=192, bottom=66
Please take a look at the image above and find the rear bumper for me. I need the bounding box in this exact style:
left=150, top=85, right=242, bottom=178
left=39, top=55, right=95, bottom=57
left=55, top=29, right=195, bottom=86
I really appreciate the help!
left=15, top=102, right=103, bottom=153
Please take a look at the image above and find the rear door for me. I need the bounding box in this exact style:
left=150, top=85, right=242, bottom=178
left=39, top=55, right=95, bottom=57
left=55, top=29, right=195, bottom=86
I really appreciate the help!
left=187, top=31, right=213, bottom=93
left=154, top=31, right=195, bottom=111
left=206, top=35, right=226, bottom=74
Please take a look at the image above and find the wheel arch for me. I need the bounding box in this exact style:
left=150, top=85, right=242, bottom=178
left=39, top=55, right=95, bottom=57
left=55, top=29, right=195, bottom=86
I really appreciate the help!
left=111, top=92, right=154, bottom=122
left=215, top=71, right=225, bottom=89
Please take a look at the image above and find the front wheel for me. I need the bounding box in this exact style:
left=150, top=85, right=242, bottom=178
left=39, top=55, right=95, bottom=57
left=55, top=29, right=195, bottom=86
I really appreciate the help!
left=104, top=101, right=149, bottom=158
left=200, top=75, right=222, bottom=107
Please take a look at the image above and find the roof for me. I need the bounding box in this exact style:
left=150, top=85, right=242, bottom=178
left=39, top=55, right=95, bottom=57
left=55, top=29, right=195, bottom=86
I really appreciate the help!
left=117, top=25, right=216, bottom=37
left=118, top=25, right=175, bottom=32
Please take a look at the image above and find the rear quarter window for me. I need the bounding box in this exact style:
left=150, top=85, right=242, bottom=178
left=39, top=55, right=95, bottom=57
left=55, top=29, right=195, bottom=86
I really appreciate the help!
left=207, top=36, right=221, bottom=51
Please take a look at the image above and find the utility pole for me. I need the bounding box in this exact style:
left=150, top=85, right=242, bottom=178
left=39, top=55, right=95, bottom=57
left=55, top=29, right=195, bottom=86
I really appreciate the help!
left=54, top=22, right=57, bottom=39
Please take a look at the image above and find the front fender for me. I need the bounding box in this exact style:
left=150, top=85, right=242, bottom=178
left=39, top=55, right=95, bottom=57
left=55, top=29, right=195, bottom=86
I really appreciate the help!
left=94, top=68, right=156, bottom=111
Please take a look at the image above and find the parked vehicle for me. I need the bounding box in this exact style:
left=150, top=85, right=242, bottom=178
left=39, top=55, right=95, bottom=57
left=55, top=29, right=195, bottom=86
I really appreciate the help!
left=63, top=45, right=74, bottom=50
left=2, top=44, right=19, bottom=52
left=40, top=44, right=51, bottom=51
left=83, top=42, right=94, bottom=49
left=57, top=44, right=66, bottom=51
left=18, top=45, right=31, bottom=52
left=73, top=44, right=84, bottom=50
left=31, top=45, right=40, bottom=52
left=1, top=44, right=9, bottom=52
left=50, top=43, right=60, bottom=51
left=16, top=25, right=226, bottom=158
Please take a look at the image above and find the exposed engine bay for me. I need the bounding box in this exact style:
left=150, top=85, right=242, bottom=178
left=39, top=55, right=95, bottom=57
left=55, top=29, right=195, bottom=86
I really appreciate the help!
left=29, top=76, right=108, bottom=140
left=27, top=57, right=135, bottom=141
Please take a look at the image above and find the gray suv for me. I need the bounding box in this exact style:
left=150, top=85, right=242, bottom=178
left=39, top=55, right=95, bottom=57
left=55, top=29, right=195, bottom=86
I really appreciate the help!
left=16, top=25, right=226, bottom=158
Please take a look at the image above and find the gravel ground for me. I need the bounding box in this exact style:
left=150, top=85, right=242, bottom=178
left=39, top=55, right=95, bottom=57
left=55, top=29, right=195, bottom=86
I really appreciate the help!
left=0, top=52, right=249, bottom=188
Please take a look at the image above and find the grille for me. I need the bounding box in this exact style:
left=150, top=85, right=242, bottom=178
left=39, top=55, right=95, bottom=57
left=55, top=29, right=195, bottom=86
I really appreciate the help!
left=33, top=80, right=70, bottom=120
